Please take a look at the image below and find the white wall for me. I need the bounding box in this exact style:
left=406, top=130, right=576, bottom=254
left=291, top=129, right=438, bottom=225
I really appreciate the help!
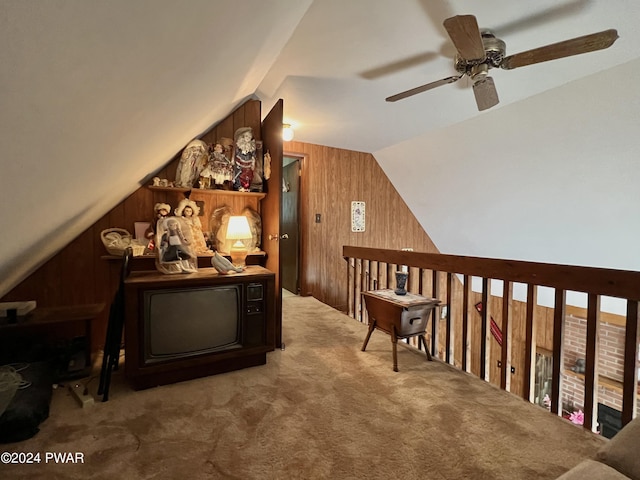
left=374, top=59, right=640, bottom=313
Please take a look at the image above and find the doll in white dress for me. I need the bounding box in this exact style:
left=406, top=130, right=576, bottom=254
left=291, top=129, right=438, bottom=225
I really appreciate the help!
left=175, top=198, right=210, bottom=254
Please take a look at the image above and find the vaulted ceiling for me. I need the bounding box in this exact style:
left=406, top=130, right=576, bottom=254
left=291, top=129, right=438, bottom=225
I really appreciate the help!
left=2, top=0, right=639, bottom=301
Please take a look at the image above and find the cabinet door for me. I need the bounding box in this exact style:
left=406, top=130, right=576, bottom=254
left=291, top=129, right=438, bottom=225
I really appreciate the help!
left=261, top=99, right=283, bottom=348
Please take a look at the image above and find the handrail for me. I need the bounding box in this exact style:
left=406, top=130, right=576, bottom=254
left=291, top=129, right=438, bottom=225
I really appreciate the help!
left=343, top=245, right=640, bottom=431
left=343, top=246, right=640, bottom=299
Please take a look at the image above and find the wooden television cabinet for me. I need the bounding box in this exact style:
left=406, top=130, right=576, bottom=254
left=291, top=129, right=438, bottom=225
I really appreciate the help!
left=124, top=266, right=275, bottom=390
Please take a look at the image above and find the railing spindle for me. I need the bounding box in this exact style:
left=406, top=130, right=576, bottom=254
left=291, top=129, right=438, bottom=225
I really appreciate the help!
left=622, top=300, right=639, bottom=425
left=551, top=288, right=566, bottom=416
left=501, top=281, right=513, bottom=391
left=523, top=284, right=537, bottom=402
left=462, top=274, right=470, bottom=372
left=583, top=293, right=600, bottom=431
left=445, top=272, right=453, bottom=364
left=480, top=278, right=489, bottom=381
left=347, top=257, right=355, bottom=318
left=355, top=258, right=362, bottom=322
left=431, top=270, right=440, bottom=358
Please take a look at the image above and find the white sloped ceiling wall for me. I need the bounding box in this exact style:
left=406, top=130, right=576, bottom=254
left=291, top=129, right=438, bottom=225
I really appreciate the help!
left=0, top=0, right=312, bottom=298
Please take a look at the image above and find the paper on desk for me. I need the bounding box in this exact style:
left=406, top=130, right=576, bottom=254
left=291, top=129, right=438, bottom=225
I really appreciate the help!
left=0, top=301, right=36, bottom=317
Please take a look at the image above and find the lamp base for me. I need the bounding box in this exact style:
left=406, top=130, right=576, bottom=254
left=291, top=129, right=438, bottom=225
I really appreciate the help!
left=229, top=243, right=248, bottom=268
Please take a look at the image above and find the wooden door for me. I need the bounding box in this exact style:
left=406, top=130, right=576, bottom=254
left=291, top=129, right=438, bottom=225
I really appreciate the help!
left=281, top=158, right=300, bottom=294
left=261, top=99, right=283, bottom=348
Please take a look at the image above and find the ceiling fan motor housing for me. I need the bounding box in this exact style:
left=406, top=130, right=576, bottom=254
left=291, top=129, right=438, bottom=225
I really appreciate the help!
left=454, top=29, right=506, bottom=73
left=480, top=30, right=506, bottom=67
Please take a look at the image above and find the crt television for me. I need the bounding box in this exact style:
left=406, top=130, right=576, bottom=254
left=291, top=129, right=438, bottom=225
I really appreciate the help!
left=144, top=284, right=243, bottom=363
left=124, top=267, right=275, bottom=390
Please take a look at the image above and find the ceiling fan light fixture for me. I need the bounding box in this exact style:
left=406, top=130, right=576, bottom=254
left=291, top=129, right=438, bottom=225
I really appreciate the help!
left=473, top=77, right=499, bottom=111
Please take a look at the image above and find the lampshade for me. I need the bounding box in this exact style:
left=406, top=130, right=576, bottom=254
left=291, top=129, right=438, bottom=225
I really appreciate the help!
left=282, top=124, right=294, bottom=142
left=226, top=216, right=252, bottom=240
left=225, top=216, right=252, bottom=268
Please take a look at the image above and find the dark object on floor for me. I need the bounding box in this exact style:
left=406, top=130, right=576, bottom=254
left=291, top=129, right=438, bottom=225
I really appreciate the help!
left=0, top=361, right=54, bottom=443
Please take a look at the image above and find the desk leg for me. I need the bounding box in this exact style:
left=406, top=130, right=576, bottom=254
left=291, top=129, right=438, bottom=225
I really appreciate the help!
left=419, top=334, right=432, bottom=361
left=361, top=319, right=376, bottom=351
left=85, top=318, right=93, bottom=368
left=391, top=326, right=398, bottom=372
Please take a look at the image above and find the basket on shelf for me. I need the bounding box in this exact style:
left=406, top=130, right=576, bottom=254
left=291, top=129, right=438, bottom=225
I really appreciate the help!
left=100, top=228, right=133, bottom=256
left=130, top=240, right=147, bottom=257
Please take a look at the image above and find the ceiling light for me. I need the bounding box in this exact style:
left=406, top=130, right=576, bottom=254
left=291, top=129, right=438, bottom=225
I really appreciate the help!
left=282, top=124, right=294, bottom=142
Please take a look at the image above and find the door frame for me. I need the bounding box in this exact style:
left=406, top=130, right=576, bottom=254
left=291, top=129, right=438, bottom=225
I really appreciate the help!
left=283, top=149, right=308, bottom=296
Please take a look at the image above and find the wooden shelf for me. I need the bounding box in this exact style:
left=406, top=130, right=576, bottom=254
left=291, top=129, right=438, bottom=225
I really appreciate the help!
left=148, top=186, right=190, bottom=193
left=102, top=251, right=265, bottom=261
left=148, top=185, right=266, bottom=200
left=102, top=251, right=266, bottom=271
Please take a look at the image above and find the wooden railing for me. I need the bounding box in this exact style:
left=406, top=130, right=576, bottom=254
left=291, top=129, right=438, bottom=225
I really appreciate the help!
left=343, top=246, right=640, bottom=430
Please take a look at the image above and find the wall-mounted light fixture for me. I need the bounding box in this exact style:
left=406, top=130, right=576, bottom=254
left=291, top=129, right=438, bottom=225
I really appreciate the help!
left=282, top=124, right=294, bottom=142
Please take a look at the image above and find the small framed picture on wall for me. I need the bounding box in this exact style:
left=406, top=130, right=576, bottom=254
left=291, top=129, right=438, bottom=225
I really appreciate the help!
left=351, top=201, right=365, bottom=232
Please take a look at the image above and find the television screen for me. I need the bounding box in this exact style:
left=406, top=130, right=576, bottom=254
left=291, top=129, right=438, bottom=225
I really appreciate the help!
left=144, top=285, right=241, bottom=362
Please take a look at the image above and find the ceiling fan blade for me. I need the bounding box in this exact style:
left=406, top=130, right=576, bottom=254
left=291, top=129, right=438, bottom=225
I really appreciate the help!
left=472, top=77, right=499, bottom=111
left=443, top=15, right=486, bottom=62
left=385, top=75, right=463, bottom=102
left=501, top=29, right=619, bottom=70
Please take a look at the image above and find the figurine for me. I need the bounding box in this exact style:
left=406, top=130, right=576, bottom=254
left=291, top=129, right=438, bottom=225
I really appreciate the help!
left=159, top=218, right=191, bottom=262
left=156, top=217, right=197, bottom=274
left=211, top=251, right=243, bottom=274
left=174, top=198, right=210, bottom=254
left=198, top=159, right=214, bottom=189
left=144, top=202, right=172, bottom=250
left=210, top=142, right=234, bottom=188
left=175, top=139, right=208, bottom=188
left=233, top=127, right=258, bottom=192
left=154, top=202, right=171, bottom=221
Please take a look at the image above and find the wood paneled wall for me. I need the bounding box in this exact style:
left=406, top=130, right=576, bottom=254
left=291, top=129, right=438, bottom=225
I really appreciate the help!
left=1, top=100, right=263, bottom=353
left=285, top=141, right=439, bottom=310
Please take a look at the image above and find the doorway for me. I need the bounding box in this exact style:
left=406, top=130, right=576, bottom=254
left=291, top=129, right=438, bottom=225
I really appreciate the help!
left=281, top=156, right=301, bottom=294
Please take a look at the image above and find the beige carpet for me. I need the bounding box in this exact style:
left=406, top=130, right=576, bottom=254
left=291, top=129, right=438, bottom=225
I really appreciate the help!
left=3, top=295, right=604, bottom=479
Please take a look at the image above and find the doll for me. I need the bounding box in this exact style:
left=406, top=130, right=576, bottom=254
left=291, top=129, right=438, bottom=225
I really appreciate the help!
left=210, top=142, right=234, bottom=188
left=233, top=127, right=257, bottom=192
left=175, top=139, right=208, bottom=188
left=174, top=198, right=210, bottom=254
left=144, top=202, right=171, bottom=251
left=158, top=217, right=192, bottom=263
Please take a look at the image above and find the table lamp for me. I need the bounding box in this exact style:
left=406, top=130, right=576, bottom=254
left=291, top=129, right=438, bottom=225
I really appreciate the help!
left=226, top=215, right=252, bottom=267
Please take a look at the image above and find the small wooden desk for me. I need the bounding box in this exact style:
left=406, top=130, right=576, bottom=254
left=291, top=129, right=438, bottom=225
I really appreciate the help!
left=0, top=303, right=106, bottom=369
left=361, top=290, right=440, bottom=372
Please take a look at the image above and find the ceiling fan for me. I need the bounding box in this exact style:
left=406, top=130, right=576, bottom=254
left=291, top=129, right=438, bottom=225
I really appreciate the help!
left=386, top=15, right=618, bottom=111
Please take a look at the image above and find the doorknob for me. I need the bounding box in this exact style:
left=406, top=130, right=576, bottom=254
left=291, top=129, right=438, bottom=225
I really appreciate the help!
left=268, top=233, right=289, bottom=241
